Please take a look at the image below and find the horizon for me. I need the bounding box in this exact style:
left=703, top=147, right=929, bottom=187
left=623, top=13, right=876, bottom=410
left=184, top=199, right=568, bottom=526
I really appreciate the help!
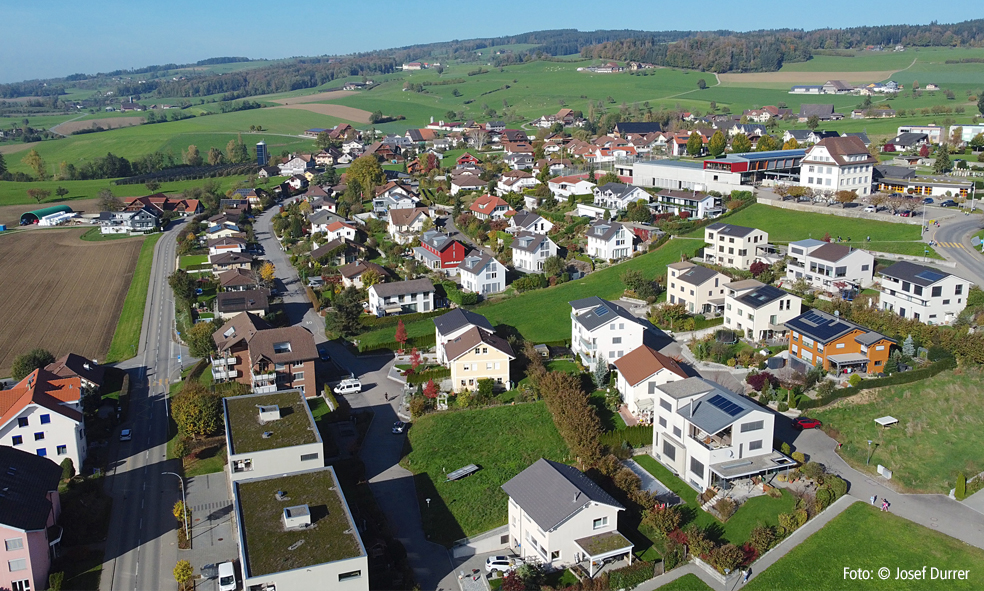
left=1, top=1, right=982, bottom=84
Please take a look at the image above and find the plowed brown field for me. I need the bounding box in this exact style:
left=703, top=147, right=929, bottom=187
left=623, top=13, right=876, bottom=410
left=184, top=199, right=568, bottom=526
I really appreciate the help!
left=51, top=117, right=145, bottom=135
left=0, top=228, right=143, bottom=375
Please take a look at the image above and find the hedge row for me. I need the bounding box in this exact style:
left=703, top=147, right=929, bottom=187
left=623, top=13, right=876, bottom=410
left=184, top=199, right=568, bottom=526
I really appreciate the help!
left=406, top=367, right=451, bottom=385
left=798, top=357, right=957, bottom=410
left=600, top=425, right=653, bottom=449
left=607, top=559, right=655, bottom=590
left=359, top=333, right=437, bottom=353
left=305, top=286, right=321, bottom=311
left=358, top=309, right=446, bottom=330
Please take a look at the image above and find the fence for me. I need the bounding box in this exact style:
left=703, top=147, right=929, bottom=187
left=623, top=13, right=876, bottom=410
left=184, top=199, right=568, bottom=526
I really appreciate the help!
left=798, top=357, right=957, bottom=410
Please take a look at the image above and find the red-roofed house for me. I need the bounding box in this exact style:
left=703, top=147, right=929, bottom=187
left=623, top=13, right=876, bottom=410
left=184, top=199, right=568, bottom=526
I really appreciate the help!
left=613, top=345, right=689, bottom=420
left=0, top=369, right=87, bottom=471
left=123, top=194, right=202, bottom=217
left=319, top=220, right=357, bottom=242
left=548, top=176, right=596, bottom=197
left=469, top=194, right=515, bottom=220
left=457, top=152, right=481, bottom=166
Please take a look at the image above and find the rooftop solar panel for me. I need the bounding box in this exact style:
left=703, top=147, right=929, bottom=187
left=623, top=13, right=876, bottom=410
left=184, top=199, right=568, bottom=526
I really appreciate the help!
left=915, top=270, right=946, bottom=283
left=707, top=394, right=743, bottom=417
left=595, top=307, right=610, bottom=317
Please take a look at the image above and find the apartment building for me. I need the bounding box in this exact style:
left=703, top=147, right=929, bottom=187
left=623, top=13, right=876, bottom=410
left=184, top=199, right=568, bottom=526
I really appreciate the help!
left=798, top=136, right=877, bottom=196
left=703, top=223, right=769, bottom=270
left=723, top=281, right=802, bottom=341
left=877, top=261, right=971, bottom=325
left=785, top=239, right=875, bottom=292
left=211, top=313, right=318, bottom=396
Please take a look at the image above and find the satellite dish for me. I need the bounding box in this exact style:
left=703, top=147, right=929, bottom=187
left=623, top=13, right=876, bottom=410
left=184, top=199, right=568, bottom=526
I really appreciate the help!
left=973, top=236, right=982, bottom=247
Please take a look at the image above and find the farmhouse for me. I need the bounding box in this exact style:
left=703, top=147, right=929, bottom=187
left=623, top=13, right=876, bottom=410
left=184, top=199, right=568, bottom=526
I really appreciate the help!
left=445, top=326, right=515, bottom=392
left=877, top=261, right=971, bottom=325
left=614, top=345, right=688, bottom=420
left=786, top=309, right=894, bottom=374
left=367, top=279, right=435, bottom=317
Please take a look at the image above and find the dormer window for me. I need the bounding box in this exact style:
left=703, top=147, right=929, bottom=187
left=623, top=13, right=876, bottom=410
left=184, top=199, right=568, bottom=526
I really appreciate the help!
left=273, top=342, right=292, bottom=354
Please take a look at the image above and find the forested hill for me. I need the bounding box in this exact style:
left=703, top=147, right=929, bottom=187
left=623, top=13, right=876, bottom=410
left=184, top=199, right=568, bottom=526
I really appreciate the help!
left=582, top=19, right=984, bottom=73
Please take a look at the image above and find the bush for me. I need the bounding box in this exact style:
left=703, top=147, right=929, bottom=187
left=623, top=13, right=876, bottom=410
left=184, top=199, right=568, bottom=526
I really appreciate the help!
left=777, top=402, right=789, bottom=412
left=791, top=451, right=806, bottom=464
left=956, top=472, right=967, bottom=500
left=746, top=371, right=779, bottom=392
left=800, top=461, right=825, bottom=481
left=173, top=437, right=189, bottom=459
left=48, top=572, right=65, bottom=591
left=600, top=425, right=653, bottom=449
left=778, top=512, right=799, bottom=534
left=709, top=543, right=745, bottom=574
left=747, top=525, right=777, bottom=554
left=825, top=474, right=848, bottom=499
left=714, top=498, right=737, bottom=521
left=406, top=367, right=450, bottom=385
left=60, top=458, right=75, bottom=481
left=798, top=357, right=956, bottom=409
left=608, top=560, right=654, bottom=590
left=684, top=525, right=714, bottom=557
left=642, top=506, right=683, bottom=535
left=408, top=395, right=429, bottom=419
left=815, top=486, right=836, bottom=512
left=780, top=442, right=791, bottom=455
left=848, top=373, right=863, bottom=387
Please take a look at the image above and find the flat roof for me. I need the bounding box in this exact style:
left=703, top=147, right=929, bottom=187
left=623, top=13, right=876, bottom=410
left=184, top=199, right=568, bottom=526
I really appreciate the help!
left=235, top=468, right=364, bottom=578
left=225, top=391, right=320, bottom=455
left=637, top=159, right=704, bottom=169
left=707, top=149, right=805, bottom=163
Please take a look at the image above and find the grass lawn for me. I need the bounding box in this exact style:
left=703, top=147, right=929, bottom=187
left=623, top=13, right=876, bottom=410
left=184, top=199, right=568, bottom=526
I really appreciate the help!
left=359, top=238, right=699, bottom=349
left=745, top=502, right=984, bottom=590
left=179, top=254, right=209, bottom=268
left=183, top=441, right=227, bottom=477
left=0, top=176, right=250, bottom=207
left=633, top=455, right=796, bottom=546
left=684, top=204, right=941, bottom=259
left=811, top=368, right=984, bottom=494
left=403, top=402, right=569, bottom=546
left=104, top=232, right=162, bottom=362
left=657, top=574, right=715, bottom=591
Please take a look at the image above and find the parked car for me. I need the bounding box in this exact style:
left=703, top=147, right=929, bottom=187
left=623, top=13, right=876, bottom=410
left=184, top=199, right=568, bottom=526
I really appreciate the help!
left=217, top=562, right=237, bottom=591
left=897, top=210, right=912, bottom=217
left=195, top=288, right=204, bottom=295
left=318, top=345, right=330, bottom=361
left=486, top=556, right=523, bottom=574
left=923, top=197, right=934, bottom=204
left=791, top=417, right=822, bottom=430
left=120, top=428, right=132, bottom=442
left=334, top=378, right=362, bottom=395
left=940, top=200, right=958, bottom=207
left=392, top=421, right=407, bottom=434
left=863, top=205, right=877, bottom=213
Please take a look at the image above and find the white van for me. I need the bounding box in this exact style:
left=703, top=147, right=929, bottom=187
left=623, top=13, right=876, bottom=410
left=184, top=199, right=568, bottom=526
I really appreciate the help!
left=334, top=379, right=362, bottom=395
left=218, top=561, right=237, bottom=591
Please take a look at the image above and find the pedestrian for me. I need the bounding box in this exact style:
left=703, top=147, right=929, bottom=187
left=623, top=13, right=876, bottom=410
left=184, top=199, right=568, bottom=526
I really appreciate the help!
left=870, top=495, right=877, bottom=505
left=867, top=236, right=871, bottom=242
left=743, top=568, right=751, bottom=584
left=882, top=500, right=889, bottom=512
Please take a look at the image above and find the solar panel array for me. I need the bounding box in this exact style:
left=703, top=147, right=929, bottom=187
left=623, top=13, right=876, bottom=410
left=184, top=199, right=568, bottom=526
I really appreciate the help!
left=915, top=270, right=946, bottom=283
left=707, top=394, right=744, bottom=417
left=595, top=307, right=610, bottom=317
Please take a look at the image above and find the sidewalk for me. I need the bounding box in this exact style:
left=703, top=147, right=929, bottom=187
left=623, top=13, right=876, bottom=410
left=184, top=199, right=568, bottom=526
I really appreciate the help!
left=185, top=472, right=238, bottom=591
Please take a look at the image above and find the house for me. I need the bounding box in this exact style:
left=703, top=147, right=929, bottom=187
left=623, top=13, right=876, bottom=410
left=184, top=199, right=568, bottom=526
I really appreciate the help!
left=703, top=223, right=769, bottom=270
left=373, top=192, right=419, bottom=215
left=258, top=166, right=280, bottom=178
left=216, top=289, right=270, bottom=320
left=433, top=309, right=495, bottom=365
left=502, top=129, right=529, bottom=143
left=208, top=235, right=247, bottom=256
left=655, top=190, right=721, bottom=219
left=781, top=130, right=837, bottom=145
left=223, top=390, right=325, bottom=483
left=387, top=207, right=430, bottom=245
left=497, top=170, right=538, bottom=193
left=205, top=223, right=242, bottom=239
left=882, top=132, right=928, bottom=151
left=308, top=209, right=348, bottom=234
left=210, top=252, right=254, bottom=275
left=785, top=240, right=875, bottom=292
left=211, top=312, right=318, bottom=395
left=405, top=128, right=438, bottom=144
left=220, top=198, right=251, bottom=216
left=0, top=368, right=87, bottom=474
left=786, top=309, right=895, bottom=374
left=314, top=148, right=343, bottom=167
left=279, top=154, right=315, bottom=176
left=457, top=252, right=505, bottom=295
left=311, top=238, right=362, bottom=267
left=723, top=281, right=801, bottom=341
left=445, top=327, right=515, bottom=392
left=367, top=279, right=435, bottom=317
left=586, top=219, right=632, bottom=260
left=502, top=153, right=534, bottom=170
left=897, top=125, right=944, bottom=144
left=651, top=377, right=789, bottom=491
left=569, top=297, right=648, bottom=366
left=287, top=175, right=309, bottom=191
left=511, top=232, right=558, bottom=273
left=613, top=122, right=663, bottom=138
left=665, top=262, right=730, bottom=315
left=414, top=231, right=466, bottom=271
left=799, top=136, right=877, bottom=196
left=450, top=174, right=486, bottom=196
left=548, top=176, right=595, bottom=197
left=0, top=447, right=63, bottom=591
left=469, top=194, right=515, bottom=220
left=728, top=123, right=767, bottom=138
left=232, top=467, right=368, bottom=591
left=877, top=261, right=971, bottom=325
left=797, top=104, right=836, bottom=122
left=457, top=152, right=481, bottom=166
left=123, top=194, right=202, bottom=217
left=219, top=268, right=259, bottom=292
left=319, top=221, right=357, bottom=243
left=822, top=80, right=854, bottom=94
left=97, top=208, right=159, bottom=234
left=502, top=459, right=632, bottom=576
left=44, top=354, right=104, bottom=394
left=614, top=345, right=688, bottom=420
left=233, top=188, right=262, bottom=206
left=592, top=183, right=651, bottom=211
left=337, top=260, right=389, bottom=289
left=843, top=132, right=871, bottom=147
left=508, top=211, right=554, bottom=235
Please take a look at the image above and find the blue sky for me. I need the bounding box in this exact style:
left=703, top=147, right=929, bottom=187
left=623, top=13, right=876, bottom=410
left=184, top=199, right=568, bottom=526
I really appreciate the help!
left=1, top=1, right=981, bottom=83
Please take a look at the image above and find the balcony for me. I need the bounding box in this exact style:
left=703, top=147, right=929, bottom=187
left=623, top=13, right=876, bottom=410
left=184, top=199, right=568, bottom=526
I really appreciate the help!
left=211, top=355, right=237, bottom=367
left=252, top=383, right=278, bottom=394
left=578, top=338, right=597, bottom=352
left=251, top=371, right=276, bottom=386
left=211, top=367, right=239, bottom=380
left=689, top=427, right=732, bottom=451
left=787, top=259, right=805, bottom=269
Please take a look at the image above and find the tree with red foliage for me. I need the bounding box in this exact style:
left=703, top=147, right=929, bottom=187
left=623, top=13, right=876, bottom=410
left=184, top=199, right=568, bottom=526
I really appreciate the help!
left=919, top=144, right=930, bottom=158
left=394, top=319, right=407, bottom=353
left=500, top=571, right=525, bottom=591
left=746, top=371, right=780, bottom=392
left=409, top=347, right=422, bottom=373
left=822, top=232, right=832, bottom=242
left=749, top=261, right=768, bottom=277
left=423, top=379, right=439, bottom=399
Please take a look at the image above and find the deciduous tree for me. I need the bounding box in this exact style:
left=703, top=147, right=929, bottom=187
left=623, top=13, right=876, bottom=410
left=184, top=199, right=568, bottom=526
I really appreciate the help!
left=597, top=171, right=620, bottom=186
left=348, top=154, right=385, bottom=195
left=834, top=190, right=856, bottom=207
left=731, top=133, right=752, bottom=154
left=97, top=188, right=124, bottom=211
left=174, top=560, right=193, bottom=587
left=171, top=385, right=222, bottom=439
left=697, top=78, right=707, bottom=90
left=806, top=115, right=820, bottom=130
left=686, top=131, right=703, bottom=156
left=207, top=147, right=224, bottom=166
left=782, top=137, right=799, bottom=150
left=423, top=379, right=439, bottom=399
left=756, top=134, right=780, bottom=152
left=11, top=348, right=55, bottom=380
left=707, top=130, right=727, bottom=157
left=22, top=149, right=46, bottom=180
left=26, top=188, right=50, bottom=204
left=186, top=320, right=219, bottom=359
left=258, top=262, right=276, bottom=284
left=394, top=319, right=408, bottom=351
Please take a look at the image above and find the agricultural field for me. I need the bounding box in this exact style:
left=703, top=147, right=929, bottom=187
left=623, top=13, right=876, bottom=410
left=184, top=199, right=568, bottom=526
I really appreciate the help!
left=0, top=228, right=144, bottom=376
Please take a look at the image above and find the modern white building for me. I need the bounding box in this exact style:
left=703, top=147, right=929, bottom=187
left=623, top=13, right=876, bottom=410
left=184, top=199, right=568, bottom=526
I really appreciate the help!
left=502, top=459, right=633, bottom=577
left=877, top=261, right=971, bottom=325
left=433, top=309, right=496, bottom=365
left=897, top=124, right=944, bottom=144
left=511, top=232, right=558, bottom=273
left=703, top=223, right=769, bottom=270
left=651, top=377, right=790, bottom=492
left=367, top=278, right=435, bottom=316
left=586, top=219, right=632, bottom=260
left=592, top=183, right=651, bottom=211
left=457, top=252, right=505, bottom=295
left=798, top=136, right=877, bottom=196
left=508, top=211, right=554, bottom=235
left=654, top=190, right=722, bottom=219
left=613, top=345, right=689, bottom=421
left=666, top=262, right=730, bottom=315
left=569, top=297, right=648, bottom=366
left=785, top=240, right=875, bottom=292
left=723, top=281, right=802, bottom=341
left=632, top=159, right=743, bottom=194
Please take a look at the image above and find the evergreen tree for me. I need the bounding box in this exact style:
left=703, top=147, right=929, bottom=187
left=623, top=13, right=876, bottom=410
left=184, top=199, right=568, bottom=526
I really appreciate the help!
left=0, top=152, right=7, bottom=177
left=593, top=357, right=609, bottom=388
left=934, top=146, right=951, bottom=174
left=902, top=334, right=915, bottom=358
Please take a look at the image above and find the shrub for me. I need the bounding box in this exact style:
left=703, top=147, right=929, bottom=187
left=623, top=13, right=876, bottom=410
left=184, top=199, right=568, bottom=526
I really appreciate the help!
left=746, top=371, right=779, bottom=392
left=800, top=461, right=825, bottom=481
left=60, top=458, right=75, bottom=481
left=825, top=474, right=848, bottom=499
left=780, top=442, right=792, bottom=456
left=643, top=506, right=683, bottom=535
left=684, top=525, right=714, bottom=557
left=815, top=486, right=836, bottom=512
left=777, top=402, right=789, bottom=412
left=791, top=451, right=806, bottom=464
left=608, top=559, right=655, bottom=590
left=408, top=395, right=429, bottom=418
left=848, top=373, right=863, bottom=387
left=714, top=498, right=737, bottom=521
left=747, top=525, right=777, bottom=554
left=777, top=512, right=799, bottom=534
left=709, top=543, right=745, bottom=574
left=172, top=437, right=189, bottom=459
left=957, top=472, right=967, bottom=500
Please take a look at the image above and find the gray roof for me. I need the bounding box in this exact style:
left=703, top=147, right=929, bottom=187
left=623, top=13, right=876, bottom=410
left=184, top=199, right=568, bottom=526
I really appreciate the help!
left=656, top=376, right=721, bottom=400
left=500, top=459, right=623, bottom=531
left=844, top=132, right=871, bottom=145
left=569, top=297, right=639, bottom=331
left=785, top=130, right=813, bottom=141
left=217, top=289, right=270, bottom=314
left=706, top=222, right=756, bottom=238
left=511, top=211, right=545, bottom=230
left=798, top=104, right=835, bottom=118
left=879, top=261, right=954, bottom=287
left=0, top=447, right=62, bottom=531
left=735, top=285, right=790, bottom=309
left=460, top=251, right=496, bottom=274
left=888, top=132, right=928, bottom=147
left=675, top=264, right=722, bottom=287
left=587, top=219, right=624, bottom=241
left=873, top=165, right=916, bottom=181
left=855, top=331, right=890, bottom=346
left=595, top=182, right=636, bottom=199
left=673, top=379, right=756, bottom=435
left=370, top=278, right=434, bottom=298
left=308, top=209, right=346, bottom=226
left=420, top=230, right=457, bottom=251
left=432, top=309, right=494, bottom=335
left=511, top=231, right=549, bottom=253
left=808, top=243, right=853, bottom=263
left=789, top=238, right=826, bottom=249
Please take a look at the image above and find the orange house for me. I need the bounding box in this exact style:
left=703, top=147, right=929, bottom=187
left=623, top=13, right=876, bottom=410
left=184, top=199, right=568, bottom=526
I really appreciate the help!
left=785, top=310, right=895, bottom=375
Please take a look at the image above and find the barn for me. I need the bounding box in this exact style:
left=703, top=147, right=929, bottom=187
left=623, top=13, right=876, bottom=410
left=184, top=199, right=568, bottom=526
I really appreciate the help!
left=21, top=205, right=73, bottom=225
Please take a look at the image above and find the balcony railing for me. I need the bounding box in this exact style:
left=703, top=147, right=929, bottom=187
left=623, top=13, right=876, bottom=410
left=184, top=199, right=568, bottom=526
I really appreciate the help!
left=253, top=383, right=278, bottom=394
left=689, top=430, right=732, bottom=450
left=578, top=338, right=597, bottom=352
left=211, top=355, right=237, bottom=367
left=251, top=372, right=276, bottom=385
left=212, top=367, right=239, bottom=380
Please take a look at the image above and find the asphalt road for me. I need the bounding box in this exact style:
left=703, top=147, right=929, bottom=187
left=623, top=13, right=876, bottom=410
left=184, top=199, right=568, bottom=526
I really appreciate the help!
left=100, top=222, right=187, bottom=591
left=931, top=213, right=984, bottom=284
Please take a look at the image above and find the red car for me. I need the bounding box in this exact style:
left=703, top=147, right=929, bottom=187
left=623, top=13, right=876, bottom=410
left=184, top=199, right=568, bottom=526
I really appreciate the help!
left=792, top=417, right=822, bottom=430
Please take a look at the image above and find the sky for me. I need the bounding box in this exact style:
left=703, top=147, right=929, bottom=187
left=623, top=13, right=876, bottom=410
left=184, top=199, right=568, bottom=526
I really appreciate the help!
left=1, top=0, right=982, bottom=84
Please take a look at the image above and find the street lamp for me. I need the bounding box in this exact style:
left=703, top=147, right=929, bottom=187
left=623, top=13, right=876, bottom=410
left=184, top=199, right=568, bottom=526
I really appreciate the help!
left=866, top=440, right=873, bottom=466
left=162, top=472, right=190, bottom=542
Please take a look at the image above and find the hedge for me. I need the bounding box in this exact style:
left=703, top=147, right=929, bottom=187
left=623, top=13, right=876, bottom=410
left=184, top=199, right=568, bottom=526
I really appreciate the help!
left=358, top=333, right=437, bottom=353
left=359, top=309, right=446, bottom=330
left=305, top=286, right=321, bottom=310
left=608, top=560, right=654, bottom=590
left=406, top=367, right=451, bottom=385
left=798, top=357, right=957, bottom=410
left=600, top=425, right=653, bottom=449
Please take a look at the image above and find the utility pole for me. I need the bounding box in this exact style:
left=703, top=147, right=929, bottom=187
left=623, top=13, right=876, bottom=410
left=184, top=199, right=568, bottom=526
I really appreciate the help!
left=162, top=472, right=190, bottom=542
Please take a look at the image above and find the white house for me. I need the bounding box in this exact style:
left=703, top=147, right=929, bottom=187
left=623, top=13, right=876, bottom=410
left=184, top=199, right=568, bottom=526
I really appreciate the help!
left=469, top=194, right=515, bottom=220
left=502, top=459, right=633, bottom=577
left=0, top=369, right=87, bottom=473
left=433, top=309, right=496, bottom=365
left=569, top=297, right=648, bottom=366
left=592, top=183, right=651, bottom=211
left=367, top=279, right=435, bottom=317
left=278, top=154, right=315, bottom=176
left=508, top=211, right=554, bottom=235
left=785, top=240, right=875, bottom=292
left=877, top=261, right=971, bottom=325
left=457, top=252, right=505, bottom=295
left=319, top=221, right=357, bottom=242
left=387, top=207, right=430, bottom=245
left=548, top=176, right=595, bottom=198
left=703, top=223, right=769, bottom=271
left=372, top=192, right=419, bottom=215
left=337, top=260, right=388, bottom=289
left=498, top=170, right=539, bottom=193
left=651, top=377, right=789, bottom=492
left=511, top=232, right=558, bottom=273
left=798, top=136, right=876, bottom=196
left=665, top=262, right=730, bottom=315
left=586, top=219, right=632, bottom=260
left=613, top=345, right=689, bottom=421
left=723, top=281, right=802, bottom=341
left=655, top=190, right=722, bottom=219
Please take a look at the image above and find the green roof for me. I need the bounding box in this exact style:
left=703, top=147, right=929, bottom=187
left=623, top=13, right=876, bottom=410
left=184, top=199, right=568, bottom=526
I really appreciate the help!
left=224, top=390, right=320, bottom=455
left=235, top=468, right=364, bottom=577
left=20, top=205, right=73, bottom=223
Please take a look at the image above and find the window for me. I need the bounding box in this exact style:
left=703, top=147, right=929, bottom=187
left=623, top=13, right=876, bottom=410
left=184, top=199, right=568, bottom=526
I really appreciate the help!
left=17, top=417, right=28, bottom=428
left=4, top=538, right=23, bottom=551
left=690, top=457, right=704, bottom=479
left=662, top=440, right=676, bottom=461
left=57, top=445, right=67, bottom=455
left=40, top=414, right=50, bottom=424
left=551, top=550, right=560, bottom=560
left=836, top=343, right=845, bottom=349
left=749, top=440, right=763, bottom=451
left=11, top=580, right=29, bottom=591
left=862, top=264, right=869, bottom=271
left=36, top=448, right=46, bottom=457
left=292, top=372, right=304, bottom=381
left=494, top=362, right=501, bottom=370
left=660, top=398, right=671, bottom=411
left=672, top=426, right=682, bottom=438
left=956, top=284, right=964, bottom=295
left=11, top=435, right=22, bottom=446
left=8, top=559, right=26, bottom=571
left=658, top=416, right=667, bottom=428
left=914, top=285, right=923, bottom=296
left=487, top=363, right=493, bottom=370
left=610, top=323, right=616, bottom=330
left=931, top=286, right=942, bottom=297
left=34, top=432, right=44, bottom=441
left=943, top=299, right=950, bottom=305
left=609, top=351, right=615, bottom=359
left=338, top=570, right=363, bottom=582
left=593, top=516, right=609, bottom=530
left=741, top=420, right=764, bottom=433
left=612, top=337, right=622, bottom=344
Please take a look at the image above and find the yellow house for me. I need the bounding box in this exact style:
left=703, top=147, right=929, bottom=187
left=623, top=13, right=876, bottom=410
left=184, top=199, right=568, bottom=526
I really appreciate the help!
left=444, top=327, right=515, bottom=393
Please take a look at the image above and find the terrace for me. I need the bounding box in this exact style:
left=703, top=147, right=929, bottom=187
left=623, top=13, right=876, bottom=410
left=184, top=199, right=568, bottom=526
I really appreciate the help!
left=225, top=390, right=319, bottom=455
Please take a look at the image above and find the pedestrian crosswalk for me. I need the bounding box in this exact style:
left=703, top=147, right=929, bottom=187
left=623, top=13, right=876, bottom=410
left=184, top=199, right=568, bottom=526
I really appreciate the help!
left=935, top=242, right=966, bottom=249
